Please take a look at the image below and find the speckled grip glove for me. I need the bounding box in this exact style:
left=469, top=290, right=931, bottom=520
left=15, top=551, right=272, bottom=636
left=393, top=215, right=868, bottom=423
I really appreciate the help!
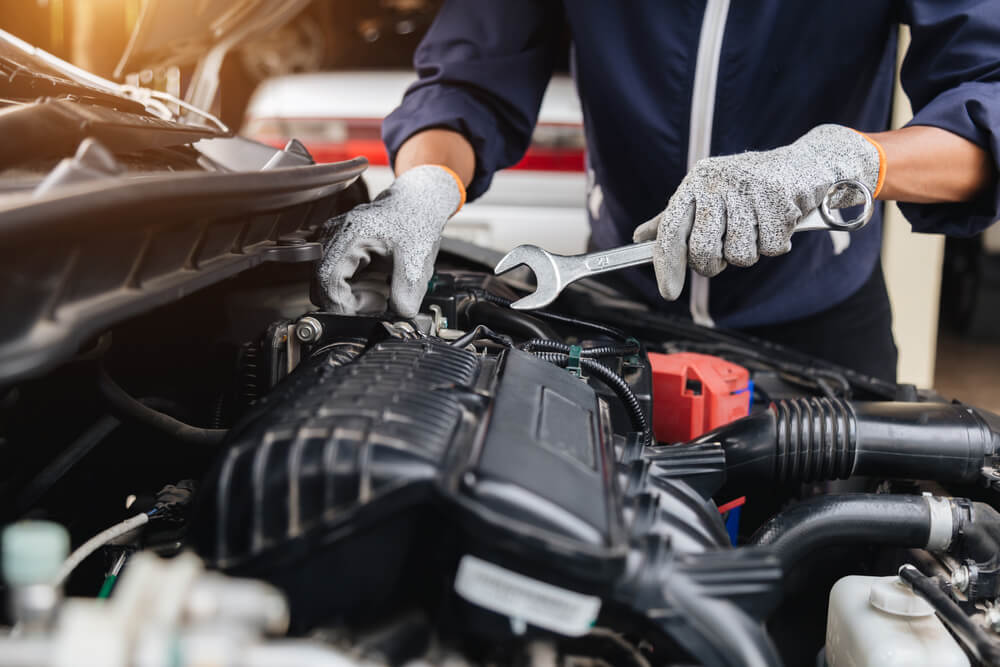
left=317, top=165, right=465, bottom=318
left=633, top=124, right=884, bottom=301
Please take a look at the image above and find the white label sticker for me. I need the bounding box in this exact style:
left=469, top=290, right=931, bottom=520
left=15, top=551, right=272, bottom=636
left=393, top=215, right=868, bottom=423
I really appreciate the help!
left=453, top=555, right=601, bottom=637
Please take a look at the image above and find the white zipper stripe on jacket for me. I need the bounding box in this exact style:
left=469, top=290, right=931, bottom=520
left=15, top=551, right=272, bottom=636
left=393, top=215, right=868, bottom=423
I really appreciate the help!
left=686, top=0, right=731, bottom=327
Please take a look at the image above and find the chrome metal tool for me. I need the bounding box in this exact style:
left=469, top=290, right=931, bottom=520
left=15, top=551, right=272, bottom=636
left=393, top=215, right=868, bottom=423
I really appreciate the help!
left=494, top=179, right=874, bottom=310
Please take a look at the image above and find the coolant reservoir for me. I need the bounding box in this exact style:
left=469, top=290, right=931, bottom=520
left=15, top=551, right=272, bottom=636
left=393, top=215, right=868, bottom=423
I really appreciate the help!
left=825, top=575, right=969, bottom=667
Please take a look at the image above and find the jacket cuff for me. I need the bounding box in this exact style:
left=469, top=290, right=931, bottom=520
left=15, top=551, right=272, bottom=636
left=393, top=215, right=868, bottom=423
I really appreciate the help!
left=383, top=85, right=511, bottom=202
left=902, top=82, right=1000, bottom=237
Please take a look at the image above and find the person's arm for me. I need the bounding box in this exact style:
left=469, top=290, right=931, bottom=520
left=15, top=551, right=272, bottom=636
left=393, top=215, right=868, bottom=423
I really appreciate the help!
left=382, top=0, right=563, bottom=201
left=893, top=1, right=1000, bottom=235
left=394, top=128, right=475, bottom=187
left=868, top=125, right=995, bottom=203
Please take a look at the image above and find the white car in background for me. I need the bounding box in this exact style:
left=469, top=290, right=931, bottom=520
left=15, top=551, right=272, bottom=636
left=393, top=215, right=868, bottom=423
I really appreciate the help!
left=242, top=72, right=590, bottom=254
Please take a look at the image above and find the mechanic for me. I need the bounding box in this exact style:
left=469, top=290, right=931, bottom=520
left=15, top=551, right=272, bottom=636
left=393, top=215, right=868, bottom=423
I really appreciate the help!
left=316, top=2, right=1000, bottom=382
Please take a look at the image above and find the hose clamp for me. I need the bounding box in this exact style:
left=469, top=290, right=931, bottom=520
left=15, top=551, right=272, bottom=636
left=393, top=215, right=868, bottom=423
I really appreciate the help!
left=924, top=494, right=954, bottom=552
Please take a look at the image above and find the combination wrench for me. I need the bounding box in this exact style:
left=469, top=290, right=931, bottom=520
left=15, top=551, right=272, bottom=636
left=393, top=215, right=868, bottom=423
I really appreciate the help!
left=494, top=179, right=874, bottom=310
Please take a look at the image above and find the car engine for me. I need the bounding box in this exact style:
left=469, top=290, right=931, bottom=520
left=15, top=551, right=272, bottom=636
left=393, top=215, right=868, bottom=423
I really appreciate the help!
left=2, top=27, right=1000, bottom=667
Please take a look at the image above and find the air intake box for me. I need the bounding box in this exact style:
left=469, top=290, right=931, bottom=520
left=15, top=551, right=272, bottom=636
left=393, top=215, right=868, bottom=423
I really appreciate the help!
left=194, top=339, right=778, bottom=656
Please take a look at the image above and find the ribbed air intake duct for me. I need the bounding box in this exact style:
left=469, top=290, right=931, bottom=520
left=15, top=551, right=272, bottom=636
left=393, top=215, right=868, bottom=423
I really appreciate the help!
left=772, top=397, right=855, bottom=483
left=693, top=398, right=1000, bottom=487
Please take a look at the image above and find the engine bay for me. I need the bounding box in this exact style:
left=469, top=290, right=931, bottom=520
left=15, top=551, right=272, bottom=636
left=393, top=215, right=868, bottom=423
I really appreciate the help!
left=3, top=242, right=1000, bottom=666
left=1, top=30, right=1000, bottom=666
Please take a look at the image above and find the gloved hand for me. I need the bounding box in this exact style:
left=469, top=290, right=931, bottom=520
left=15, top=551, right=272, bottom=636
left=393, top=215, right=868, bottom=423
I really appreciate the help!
left=633, top=124, right=884, bottom=300
left=316, top=164, right=465, bottom=317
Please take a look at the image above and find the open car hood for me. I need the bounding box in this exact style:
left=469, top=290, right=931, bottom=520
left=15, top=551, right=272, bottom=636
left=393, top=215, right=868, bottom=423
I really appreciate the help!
left=115, top=0, right=312, bottom=76
left=0, top=29, right=368, bottom=384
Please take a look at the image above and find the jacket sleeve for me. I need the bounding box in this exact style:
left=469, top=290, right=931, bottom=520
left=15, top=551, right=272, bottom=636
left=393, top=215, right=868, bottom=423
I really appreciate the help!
left=898, top=0, right=1000, bottom=236
left=381, top=0, right=562, bottom=200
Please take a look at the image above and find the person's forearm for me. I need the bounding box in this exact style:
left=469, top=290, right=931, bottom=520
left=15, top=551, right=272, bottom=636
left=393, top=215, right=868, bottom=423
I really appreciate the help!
left=394, top=129, right=476, bottom=187
left=867, top=125, right=995, bottom=203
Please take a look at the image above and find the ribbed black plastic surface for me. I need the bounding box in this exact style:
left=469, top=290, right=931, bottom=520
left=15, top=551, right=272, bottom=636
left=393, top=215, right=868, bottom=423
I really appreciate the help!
left=194, top=338, right=777, bottom=651
left=203, top=339, right=480, bottom=566
left=772, top=397, right=855, bottom=482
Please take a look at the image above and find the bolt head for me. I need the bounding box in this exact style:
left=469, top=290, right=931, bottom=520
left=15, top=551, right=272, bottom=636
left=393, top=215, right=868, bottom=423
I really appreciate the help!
left=295, top=317, right=322, bottom=343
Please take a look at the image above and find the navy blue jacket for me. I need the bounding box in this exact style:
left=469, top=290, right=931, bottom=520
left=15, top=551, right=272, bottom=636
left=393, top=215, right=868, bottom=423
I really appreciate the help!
left=383, top=1, right=1000, bottom=327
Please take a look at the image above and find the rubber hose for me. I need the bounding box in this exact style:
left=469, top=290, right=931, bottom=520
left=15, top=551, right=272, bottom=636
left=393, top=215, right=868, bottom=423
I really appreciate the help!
left=97, top=368, right=228, bottom=446
left=711, top=398, right=1000, bottom=486
left=960, top=502, right=1000, bottom=565
left=749, top=494, right=934, bottom=567
left=464, top=300, right=560, bottom=340
left=898, top=565, right=1000, bottom=665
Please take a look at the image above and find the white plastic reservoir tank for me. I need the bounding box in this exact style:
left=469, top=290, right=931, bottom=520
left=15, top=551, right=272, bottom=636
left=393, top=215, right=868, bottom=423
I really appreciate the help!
left=825, top=575, right=969, bottom=667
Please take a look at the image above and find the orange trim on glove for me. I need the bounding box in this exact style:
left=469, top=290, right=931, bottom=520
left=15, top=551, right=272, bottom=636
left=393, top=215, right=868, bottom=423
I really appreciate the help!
left=851, top=130, right=888, bottom=198
left=430, top=164, right=467, bottom=215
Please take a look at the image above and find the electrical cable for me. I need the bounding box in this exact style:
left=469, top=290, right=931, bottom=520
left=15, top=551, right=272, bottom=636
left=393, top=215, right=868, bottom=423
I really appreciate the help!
left=97, top=367, right=228, bottom=446
left=898, top=564, right=1000, bottom=665
left=463, top=300, right=561, bottom=341
left=54, top=510, right=155, bottom=586
left=532, top=351, right=651, bottom=445
left=470, top=289, right=632, bottom=342
left=450, top=325, right=515, bottom=349
left=97, top=550, right=128, bottom=599
left=520, top=338, right=640, bottom=357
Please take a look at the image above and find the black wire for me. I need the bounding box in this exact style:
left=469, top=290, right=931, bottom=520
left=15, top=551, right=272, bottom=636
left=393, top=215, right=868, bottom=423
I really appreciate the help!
left=898, top=565, right=1000, bottom=664
left=812, top=368, right=852, bottom=396
left=450, top=325, right=515, bottom=349
left=471, top=289, right=632, bottom=342
left=520, top=338, right=640, bottom=357
left=532, top=351, right=651, bottom=445
left=463, top=299, right=561, bottom=340
left=97, top=367, right=228, bottom=446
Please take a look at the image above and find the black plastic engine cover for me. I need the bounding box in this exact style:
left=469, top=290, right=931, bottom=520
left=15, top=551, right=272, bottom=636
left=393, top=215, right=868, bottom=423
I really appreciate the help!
left=195, top=338, right=776, bottom=655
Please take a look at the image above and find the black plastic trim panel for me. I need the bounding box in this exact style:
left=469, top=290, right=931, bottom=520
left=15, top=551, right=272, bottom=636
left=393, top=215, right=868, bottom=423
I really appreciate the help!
left=0, top=158, right=366, bottom=383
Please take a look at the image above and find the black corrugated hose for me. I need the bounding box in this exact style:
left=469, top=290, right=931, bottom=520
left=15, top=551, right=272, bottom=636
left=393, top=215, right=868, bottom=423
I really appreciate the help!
left=532, top=351, right=651, bottom=445
left=520, top=338, right=640, bottom=358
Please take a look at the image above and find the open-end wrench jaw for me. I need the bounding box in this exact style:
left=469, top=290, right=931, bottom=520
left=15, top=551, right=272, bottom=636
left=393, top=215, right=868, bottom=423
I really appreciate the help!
left=493, top=245, right=564, bottom=310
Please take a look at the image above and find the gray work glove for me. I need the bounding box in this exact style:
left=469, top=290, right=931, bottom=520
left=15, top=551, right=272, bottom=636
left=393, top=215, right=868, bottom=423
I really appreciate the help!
left=317, top=164, right=465, bottom=317
left=633, top=124, right=883, bottom=300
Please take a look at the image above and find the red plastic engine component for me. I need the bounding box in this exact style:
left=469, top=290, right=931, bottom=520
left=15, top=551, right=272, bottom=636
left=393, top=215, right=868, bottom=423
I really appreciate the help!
left=648, top=352, right=751, bottom=443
